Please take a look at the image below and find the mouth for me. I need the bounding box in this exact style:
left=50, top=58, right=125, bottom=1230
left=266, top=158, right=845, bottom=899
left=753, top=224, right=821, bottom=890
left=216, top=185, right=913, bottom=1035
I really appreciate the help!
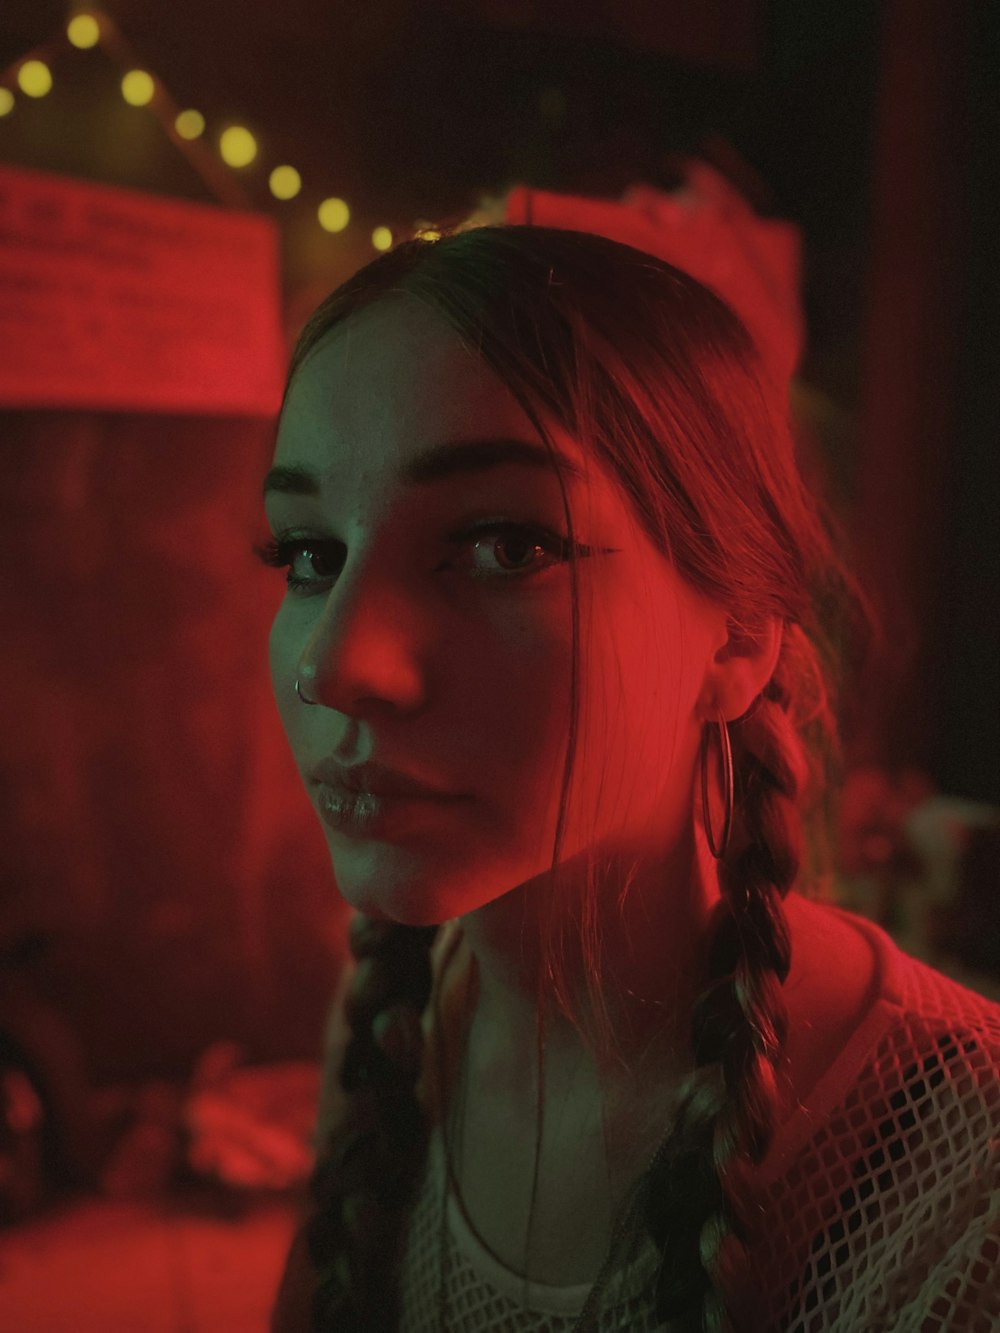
left=310, top=758, right=455, bottom=800
left=316, top=782, right=466, bottom=838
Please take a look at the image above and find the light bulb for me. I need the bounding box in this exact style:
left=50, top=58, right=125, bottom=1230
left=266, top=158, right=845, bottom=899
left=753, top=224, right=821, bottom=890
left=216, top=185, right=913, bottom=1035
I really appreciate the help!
left=269, top=166, right=302, bottom=200
left=318, top=198, right=350, bottom=232
left=67, top=14, right=101, bottom=48
left=175, top=109, right=205, bottom=140
left=18, top=61, right=52, bottom=98
left=121, top=70, right=155, bottom=106
left=219, top=126, right=257, bottom=168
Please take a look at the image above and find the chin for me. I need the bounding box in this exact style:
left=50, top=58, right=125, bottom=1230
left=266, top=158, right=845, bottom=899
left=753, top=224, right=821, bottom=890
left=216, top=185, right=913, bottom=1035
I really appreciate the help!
left=334, top=882, right=457, bottom=931
left=326, top=839, right=506, bottom=930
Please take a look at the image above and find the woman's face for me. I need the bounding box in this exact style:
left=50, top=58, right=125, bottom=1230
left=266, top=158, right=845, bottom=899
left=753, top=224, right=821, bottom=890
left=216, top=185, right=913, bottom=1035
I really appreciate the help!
left=265, top=293, right=728, bottom=929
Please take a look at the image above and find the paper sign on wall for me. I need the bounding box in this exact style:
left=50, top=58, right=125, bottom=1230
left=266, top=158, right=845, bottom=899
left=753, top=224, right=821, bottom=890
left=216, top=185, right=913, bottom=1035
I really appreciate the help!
left=0, top=162, right=284, bottom=415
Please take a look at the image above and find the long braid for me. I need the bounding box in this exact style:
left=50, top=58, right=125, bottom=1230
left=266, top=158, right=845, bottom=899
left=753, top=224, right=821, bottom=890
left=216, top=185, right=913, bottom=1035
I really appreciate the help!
left=641, top=670, right=807, bottom=1332
left=303, top=915, right=438, bottom=1331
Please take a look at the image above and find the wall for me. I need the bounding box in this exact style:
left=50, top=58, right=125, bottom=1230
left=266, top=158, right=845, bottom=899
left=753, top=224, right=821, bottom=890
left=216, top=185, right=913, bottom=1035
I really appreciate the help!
left=1, top=411, right=347, bottom=1085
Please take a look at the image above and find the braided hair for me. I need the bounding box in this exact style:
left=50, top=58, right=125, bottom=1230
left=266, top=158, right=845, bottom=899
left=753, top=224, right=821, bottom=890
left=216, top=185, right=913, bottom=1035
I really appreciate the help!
left=269, top=224, right=883, bottom=1332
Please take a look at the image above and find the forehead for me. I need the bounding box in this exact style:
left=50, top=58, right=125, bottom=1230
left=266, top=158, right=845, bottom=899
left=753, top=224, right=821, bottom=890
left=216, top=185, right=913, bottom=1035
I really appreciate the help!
left=272, top=294, right=596, bottom=499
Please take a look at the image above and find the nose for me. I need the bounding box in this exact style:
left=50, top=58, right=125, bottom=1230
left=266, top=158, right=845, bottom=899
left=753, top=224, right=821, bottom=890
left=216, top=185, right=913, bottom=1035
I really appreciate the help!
left=295, top=562, right=426, bottom=714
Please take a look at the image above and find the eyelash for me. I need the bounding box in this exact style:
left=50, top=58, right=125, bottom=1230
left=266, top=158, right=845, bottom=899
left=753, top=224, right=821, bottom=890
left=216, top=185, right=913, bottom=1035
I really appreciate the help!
left=252, top=520, right=593, bottom=593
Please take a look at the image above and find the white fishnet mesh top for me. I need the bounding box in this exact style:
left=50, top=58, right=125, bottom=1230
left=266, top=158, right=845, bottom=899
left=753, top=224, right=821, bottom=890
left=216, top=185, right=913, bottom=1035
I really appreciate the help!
left=396, top=901, right=1000, bottom=1332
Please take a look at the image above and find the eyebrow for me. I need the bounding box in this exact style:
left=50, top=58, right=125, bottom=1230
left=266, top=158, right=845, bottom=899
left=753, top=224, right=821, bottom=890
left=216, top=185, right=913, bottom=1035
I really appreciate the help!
left=262, top=436, right=583, bottom=499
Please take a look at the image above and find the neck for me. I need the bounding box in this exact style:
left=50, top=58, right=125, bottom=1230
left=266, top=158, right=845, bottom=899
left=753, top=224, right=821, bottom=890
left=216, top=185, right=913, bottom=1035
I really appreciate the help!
left=457, top=799, right=723, bottom=1100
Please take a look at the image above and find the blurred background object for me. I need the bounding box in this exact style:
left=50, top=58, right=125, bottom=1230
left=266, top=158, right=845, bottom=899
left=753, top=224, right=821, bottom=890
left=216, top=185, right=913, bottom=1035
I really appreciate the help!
left=0, top=1, right=997, bottom=1328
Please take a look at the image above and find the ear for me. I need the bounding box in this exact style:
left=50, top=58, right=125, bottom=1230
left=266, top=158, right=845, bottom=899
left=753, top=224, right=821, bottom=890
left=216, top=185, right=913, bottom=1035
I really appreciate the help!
left=698, top=614, right=784, bottom=722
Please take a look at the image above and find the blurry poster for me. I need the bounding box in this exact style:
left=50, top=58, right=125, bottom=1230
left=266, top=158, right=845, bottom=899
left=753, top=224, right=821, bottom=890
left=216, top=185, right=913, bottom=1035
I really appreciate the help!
left=0, top=162, right=284, bottom=415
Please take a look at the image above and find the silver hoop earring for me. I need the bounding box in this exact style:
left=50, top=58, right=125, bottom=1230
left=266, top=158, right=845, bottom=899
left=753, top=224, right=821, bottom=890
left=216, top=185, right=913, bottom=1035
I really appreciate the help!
left=294, top=677, right=316, bottom=706
left=700, top=704, right=733, bottom=859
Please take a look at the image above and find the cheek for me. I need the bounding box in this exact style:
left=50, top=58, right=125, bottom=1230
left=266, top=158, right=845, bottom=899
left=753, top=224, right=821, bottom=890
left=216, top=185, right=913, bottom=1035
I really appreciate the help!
left=574, top=607, right=696, bottom=828
left=267, top=607, right=298, bottom=728
left=446, top=604, right=574, bottom=819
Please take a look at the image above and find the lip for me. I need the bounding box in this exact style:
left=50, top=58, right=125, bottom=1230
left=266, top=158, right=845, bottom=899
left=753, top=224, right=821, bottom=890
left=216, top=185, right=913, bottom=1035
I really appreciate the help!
left=315, top=782, right=462, bottom=839
left=310, top=756, right=456, bottom=799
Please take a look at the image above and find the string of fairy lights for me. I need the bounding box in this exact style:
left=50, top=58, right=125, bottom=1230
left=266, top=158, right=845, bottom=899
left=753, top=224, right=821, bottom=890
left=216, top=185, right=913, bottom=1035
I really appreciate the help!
left=0, top=7, right=443, bottom=249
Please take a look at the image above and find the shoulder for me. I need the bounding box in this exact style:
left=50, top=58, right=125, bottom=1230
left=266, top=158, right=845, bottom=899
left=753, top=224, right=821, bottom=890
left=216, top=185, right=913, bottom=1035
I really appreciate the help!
left=788, top=892, right=1000, bottom=1122
left=757, top=912, right=1000, bottom=1328
left=885, top=945, right=1000, bottom=1119
left=818, top=926, right=1000, bottom=1206
left=863, top=965, right=1000, bottom=1327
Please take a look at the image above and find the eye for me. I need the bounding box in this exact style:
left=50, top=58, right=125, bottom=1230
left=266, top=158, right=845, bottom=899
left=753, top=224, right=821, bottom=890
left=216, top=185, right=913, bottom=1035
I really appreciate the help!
left=252, top=536, right=343, bottom=591
left=447, top=520, right=591, bottom=581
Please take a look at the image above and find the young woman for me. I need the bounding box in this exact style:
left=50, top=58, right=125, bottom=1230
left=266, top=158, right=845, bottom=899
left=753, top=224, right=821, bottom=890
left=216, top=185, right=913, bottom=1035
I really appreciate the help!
left=262, top=226, right=1000, bottom=1331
